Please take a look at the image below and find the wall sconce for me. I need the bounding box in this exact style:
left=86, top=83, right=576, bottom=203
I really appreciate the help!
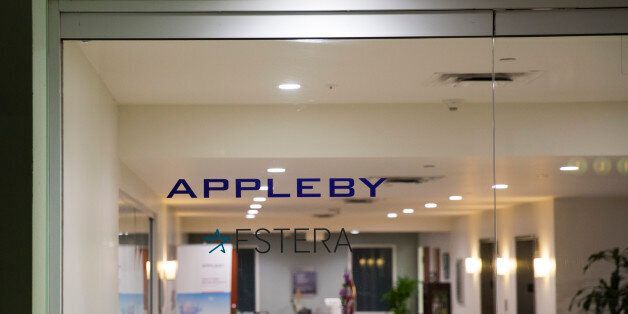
left=376, top=257, right=385, bottom=267
left=533, top=257, right=551, bottom=278
left=145, top=261, right=151, bottom=280
left=465, top=257, right=481, bottom=274
left=496, top=257, right=512, bottom=276
left=158, top=260, right=178, bottom=281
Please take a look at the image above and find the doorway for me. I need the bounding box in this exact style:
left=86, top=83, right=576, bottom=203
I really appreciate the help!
left=515, top=237, right=537, bottom=314
left=480, top=240, right=495, bottom=314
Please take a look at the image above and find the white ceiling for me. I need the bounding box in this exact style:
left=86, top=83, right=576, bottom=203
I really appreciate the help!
left=79, top=37, right=628, bottom=106
left=69, top=37, right=628, bottom=229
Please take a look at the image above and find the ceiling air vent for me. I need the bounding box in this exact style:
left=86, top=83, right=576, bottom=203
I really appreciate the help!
left=313, top=208, right=340, bottom=218
left=383, top=176, right=444, bottom=184
left=312, top=213, right=335, bottom=219
left=430, top=71, right=542, bottom=87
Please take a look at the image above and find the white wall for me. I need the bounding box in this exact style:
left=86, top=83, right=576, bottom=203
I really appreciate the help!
left=64, top=42, right=165, bottom=314
left=554, top=197, right=628, bottom=313
left=447, top=197, right=628, bottom=314
left=418, top=232, right=452, bottom=283
left=63, top=42, right=120, bottom=314
left=118, top=102, right=628, bottom=160
left=450, top=211, right=493, bottom=314
left=495, top=199, right=556, bottom=314
left=448, top=199, right=557, bottom=314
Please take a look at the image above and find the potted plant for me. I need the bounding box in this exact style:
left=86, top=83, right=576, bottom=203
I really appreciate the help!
left=383, top=277, right=417, bottom=314
left=569, top=247, right=628, bottom=313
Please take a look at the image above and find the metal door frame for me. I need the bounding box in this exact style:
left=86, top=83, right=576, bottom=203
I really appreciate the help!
left=45, top=2, right=628, bottom=313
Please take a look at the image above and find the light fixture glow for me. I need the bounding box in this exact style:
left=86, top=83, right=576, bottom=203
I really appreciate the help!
left=259, top=185, right=269, bottom=191
left=253, top=197, right=267, bottom=202
left=245, top=214, right=256, bottom=219
left=247, top=209, right=259, bottom=215
left=277, top=83, right=301, bottom=90
left=449, top=195, right=463, bottom=201
left=250, top=204, right=262, bottom=209
left=350, top=230, right=360, bottom=235
left=424, top=202, right=438, bottom=208
left=294, top=39, right=326, bottom=44
left=146, top=261, right=151, bottom=280
left=534, top=257, right=552, bottom=278
left=560, top=166, right=579, bottom=171
left=267, top=167, right=286, bottom=173
left=158, top=260, right=178, bottom=281
left=496, top=257, right=512, bottom=276
left=402, top=208, right=415, bottom=214
left=492, top=184, right=509, bottom=190
left=376, top=258, right=385, bottom=267
left=387, top=213, right=398, bottom=218
left=465, top=257, right=482, bottom=274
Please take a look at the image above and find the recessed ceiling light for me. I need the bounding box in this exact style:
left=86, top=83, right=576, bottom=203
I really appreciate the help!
left=294, top=39, right=326, bottom=44
left=253, top=197, right=267, bottom=202
left=277, top=83, right=301, bottom=90
left=402, top=208, right=414, bottom=214
left=387, top=213, right=398, bottom=218
left=449, top=195, right=463, bottom=201
left=424, top=202, right=438, bottom=208
left=560, top=166, right=579, bottom=171
left=250, top=204, right=262, bottom=209
left=245, top=214, right=255, bottom=219
left=492, top=184, right=509, bottom=190
left=259, top=186, right=269, bottom=191
left=247, top=209, right=259, bottom=215
left=350, top=230, right=360, bottom=235
left=267, top=167, right=286, bottom=173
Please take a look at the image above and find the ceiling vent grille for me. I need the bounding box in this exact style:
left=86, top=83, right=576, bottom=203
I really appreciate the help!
left=382, top=176, right=444, bottom=184
left=313, top=208, right=340, bottom=218
left=312, top=213, right=335, bottom=218
left=430, top=71, right=542, bottom=87
left=344, top=198, right=374, bottom=204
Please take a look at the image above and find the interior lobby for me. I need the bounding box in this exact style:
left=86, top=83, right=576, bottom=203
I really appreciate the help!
left=61, top=36, right=628, bottom=314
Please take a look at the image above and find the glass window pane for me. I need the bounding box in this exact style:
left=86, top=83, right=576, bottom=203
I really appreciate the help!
left=63, top=38, right=494, bottom=314
left=494, top=35, right=628, bottom=314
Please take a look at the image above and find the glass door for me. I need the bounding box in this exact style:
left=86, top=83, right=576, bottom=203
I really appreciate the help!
left=62, top=37, right=496, bottom=314
left=493, top=35, right=628, bottom=314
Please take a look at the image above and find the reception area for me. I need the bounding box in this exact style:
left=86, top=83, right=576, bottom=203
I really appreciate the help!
left=61, top=36, right=628, bottom=314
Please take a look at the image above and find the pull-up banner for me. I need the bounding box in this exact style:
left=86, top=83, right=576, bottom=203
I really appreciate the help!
left=176, top=244, right=233, bottom=314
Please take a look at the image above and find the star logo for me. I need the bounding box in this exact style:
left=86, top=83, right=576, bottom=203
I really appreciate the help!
left=203, top=229, right=230, bottom=253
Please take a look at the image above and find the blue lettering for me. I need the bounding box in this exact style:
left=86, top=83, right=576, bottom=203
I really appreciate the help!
left=167, top=179, right=197, bottom=198
left=268, top=178, right=290, bottom=198
left=204, top=179, right=229, bottom=198
left=297, top=178, right=321, bottom=197
left=359, top=177, right=386, bottom=197
left=235, top=179, right=261, bottom=198
left=329, top=178, right=355, bottom=197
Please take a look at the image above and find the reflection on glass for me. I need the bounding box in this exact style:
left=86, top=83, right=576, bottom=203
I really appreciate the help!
left=65, top=38, right=495, bottom=314
left=119, top=200, right=152, bottom=314
left=495, top=36, right=628, bottom=314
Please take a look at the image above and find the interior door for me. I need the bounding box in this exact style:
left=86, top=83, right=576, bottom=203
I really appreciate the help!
left=515, top=238, right=536, bottom=314
left=480, top=240, right=495, bottom=314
